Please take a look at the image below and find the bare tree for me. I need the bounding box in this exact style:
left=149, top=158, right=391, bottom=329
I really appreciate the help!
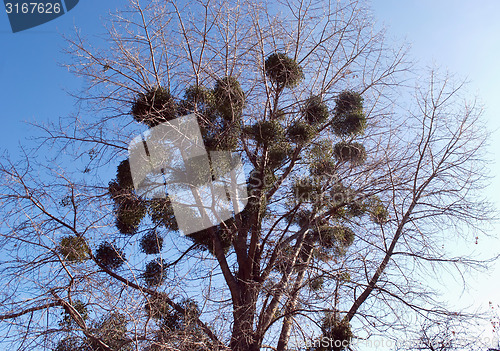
left=0, top=0, right=494, bottom=350
left=395, top=316, right=491, bottom=351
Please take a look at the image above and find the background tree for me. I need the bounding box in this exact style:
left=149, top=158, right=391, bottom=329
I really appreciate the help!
left=0, top=0, right=493, bottom=350
left=395, top=316, right=491, bottom=351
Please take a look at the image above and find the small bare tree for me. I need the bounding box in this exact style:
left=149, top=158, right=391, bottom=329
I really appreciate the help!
left=395, top=316, right=491, bottom=351
left=0, top=0, right=494, bottom=350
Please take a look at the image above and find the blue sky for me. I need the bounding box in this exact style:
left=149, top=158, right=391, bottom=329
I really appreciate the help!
left=371, top=0, right=500, bottom=276
left=0, top=0, right=122, bottom=151
left=371, top=0, right=500, bottom=344
left=1, top=0, right=499, bottom=346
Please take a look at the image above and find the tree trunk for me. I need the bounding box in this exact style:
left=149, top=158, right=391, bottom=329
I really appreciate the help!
left=276, top=237, right=314, bottom=351
left=230, top=279, right=261, bottom=351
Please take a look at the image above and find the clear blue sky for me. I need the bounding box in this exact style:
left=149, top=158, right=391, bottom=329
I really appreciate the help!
left=0, top=0, right=122, bottom=151
left=1, top=0, right=499, bottom=346
left=371, top=0, right=500, bottom=345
